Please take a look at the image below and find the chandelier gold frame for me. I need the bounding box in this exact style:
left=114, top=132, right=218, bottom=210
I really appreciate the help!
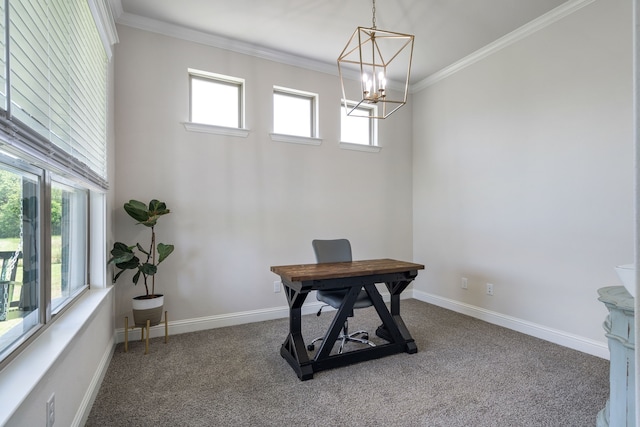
left=337, top=2, right=414, bottom=119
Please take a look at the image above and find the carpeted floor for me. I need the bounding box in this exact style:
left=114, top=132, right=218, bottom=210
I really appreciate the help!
left=86, top=299, right=609, bottom=426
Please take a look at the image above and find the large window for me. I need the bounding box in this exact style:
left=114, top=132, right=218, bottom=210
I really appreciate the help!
left=273, top=87, right=318, bottom=138
left=340, top=101, right=378, bottom=146
left=0, top=163, right=40, bottom=358
left=0, top=0, right=107, bottom=366
left=51, top=179, right=87, bottom=313
left=189, top=69, right=244, bottom=129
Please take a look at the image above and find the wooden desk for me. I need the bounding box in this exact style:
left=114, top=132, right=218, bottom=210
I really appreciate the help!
left=271, top=258, right=424, bottom=380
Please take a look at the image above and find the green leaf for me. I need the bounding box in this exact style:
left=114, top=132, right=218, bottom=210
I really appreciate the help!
left=150, top=201, right=170, bottom=216
left=108, top=242, right=135, bottom=265
left=113, top=269, right=127, bottom=283
left=124, top=200, right=150, bottom=224
left=132, top=270, right=141, bottom=285
left=157, top=243, right=174, bottom=264
left=136, top=243, right=149, bottom=256
left=140, top=263, right=157, bottom=276
left=115, top=257, right=139, bottom=271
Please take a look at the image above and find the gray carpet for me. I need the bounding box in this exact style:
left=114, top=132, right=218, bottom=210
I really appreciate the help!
left=86, top=299, right=609, bottom=426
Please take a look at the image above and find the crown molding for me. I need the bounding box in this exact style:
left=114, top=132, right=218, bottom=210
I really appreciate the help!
left=411, top=0, right=596, bottom=93
left=114, top=9, right=342, bottom=77
left=109, top=1, right=412, bottom=91
left=89, top=0, right=119, bottom=60
left=108, top=0, right=594, bottom=94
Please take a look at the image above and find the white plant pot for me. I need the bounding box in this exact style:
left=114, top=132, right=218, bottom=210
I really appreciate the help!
left=132, top=294, right=164, bottom=327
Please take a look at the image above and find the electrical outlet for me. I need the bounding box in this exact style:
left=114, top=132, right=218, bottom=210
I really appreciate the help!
left=46, top=394, right=55, bottom=427
left=273, top=280, right=281, bottom=293
left=461, top=277, right=468, bottom=290
left=486, top=283, right=494, bottom=296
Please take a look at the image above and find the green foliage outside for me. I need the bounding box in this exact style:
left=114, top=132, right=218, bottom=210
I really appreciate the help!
left=0, top=170, right=62, bottom=238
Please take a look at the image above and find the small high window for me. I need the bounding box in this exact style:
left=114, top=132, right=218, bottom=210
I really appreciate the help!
left=340, top=101, right=377, bottom=146
left=273, top=87, right=318, bottom=138
left=189, top=69, right=244, bottom=129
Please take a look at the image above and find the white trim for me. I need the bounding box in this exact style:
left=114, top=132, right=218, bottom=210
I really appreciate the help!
left=339, top=142, right=381, bottom=153
left=412, top=0, right=596, bottom=92
left=72, top=337, right=115, bottom=427
left=88, top=0, right=119, bottom=61
left=116, top=301, right=324, bottom=342
left=111, top=0, right=595, bottom=94
left=111, top=286, right=609, bottom=361
left=109, top=0, right=414, bottom=90
left=269, top=133, right=322, bottom=146
left=412, top=289, right=610, bottom=360
left=113, top=9, right=342, bottom=77
left=183, top=122, right=250, bottom=138
left=115, top=291, right=403, bottom=342
left=0, top=288, right=113, bottom=426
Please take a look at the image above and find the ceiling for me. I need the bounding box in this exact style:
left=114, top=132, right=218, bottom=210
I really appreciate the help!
left=110, top=0, right=570, bottom=85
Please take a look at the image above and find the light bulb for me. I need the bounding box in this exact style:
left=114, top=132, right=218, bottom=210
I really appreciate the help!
left=363, top=74, right=372, bottom=92
left=379, top=71, right=386, bottom=90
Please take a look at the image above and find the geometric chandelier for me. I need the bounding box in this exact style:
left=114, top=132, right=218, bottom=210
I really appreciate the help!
left=337, top=0, right=415, bottom=119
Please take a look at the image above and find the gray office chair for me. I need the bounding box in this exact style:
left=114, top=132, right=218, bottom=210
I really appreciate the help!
left=307, top=239, right=375, bottom=354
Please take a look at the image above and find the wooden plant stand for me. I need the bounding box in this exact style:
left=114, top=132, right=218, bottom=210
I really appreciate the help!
left=124, top=311, right=168, bottom=354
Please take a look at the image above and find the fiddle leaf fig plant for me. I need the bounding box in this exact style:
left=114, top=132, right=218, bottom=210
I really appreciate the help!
left=108, top=199, right=175, bottom=297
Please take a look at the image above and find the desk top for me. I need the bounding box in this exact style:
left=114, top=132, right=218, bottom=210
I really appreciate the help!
left=270, top=258, right=424, bottom=282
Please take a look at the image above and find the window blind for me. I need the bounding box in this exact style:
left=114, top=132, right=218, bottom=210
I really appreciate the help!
left=3, top=0, right=108, bottom=187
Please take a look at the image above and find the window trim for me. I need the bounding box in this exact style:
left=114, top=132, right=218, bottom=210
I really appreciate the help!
left=187, top=68, right=246, bottom=130
left=339, top=141, right=381, bottom=153
left=0, top=153, right=94, bottom=369
left=272, top=86, right=318, bottom=138
left=183, top=121, right=250, bottom=138
left=340, top=100, right=379, bottom=150
left=49, top=174, right=90, bottom=316
left=0, top=0, right=109, bottom=370
left=269, top=132, right=322, bottom=146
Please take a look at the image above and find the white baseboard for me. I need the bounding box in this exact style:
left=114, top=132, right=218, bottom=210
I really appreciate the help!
left=412, top=289, right=610, bottom=360
left=73, top=336, right=115, bottom=427
left=114, top=290, right=605, bottom=362
left=115, top=304, right=311, bottom=342
left=114, top=291, right=406, bottom=343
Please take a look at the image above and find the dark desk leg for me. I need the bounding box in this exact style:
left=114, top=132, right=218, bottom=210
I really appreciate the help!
left=314, top=286, right=362, bottom=361
left=373, top=280, right=417, bottom=354
left=280, top=284, right=313, bottom=380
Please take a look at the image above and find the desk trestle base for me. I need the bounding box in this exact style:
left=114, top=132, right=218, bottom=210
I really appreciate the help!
left=271, top=259, right=424, bottom=380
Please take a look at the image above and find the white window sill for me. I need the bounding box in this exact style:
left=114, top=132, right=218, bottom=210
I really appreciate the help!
left=339, top=142, right=381, bottom=153
left=270, top=133, right=322, bottom=146
left=183, top=122, right=250, bottom=138
left=0, top=287, right=113, bottom=426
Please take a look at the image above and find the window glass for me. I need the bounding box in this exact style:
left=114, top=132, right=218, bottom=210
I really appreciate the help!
left=0, top=0, right=103, bottom=367
left=190, top=74, right=243, bottom=128
left=0, top=164, right=41, bottom=360
left=273, top=89, right=317, bottom=137
left=51, top=179, right=87, bottom=313
left=341, top=102, right=377, bottom=146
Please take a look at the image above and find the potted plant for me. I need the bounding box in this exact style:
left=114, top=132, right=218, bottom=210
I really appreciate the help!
left=108, top=199, right=174, bottom=327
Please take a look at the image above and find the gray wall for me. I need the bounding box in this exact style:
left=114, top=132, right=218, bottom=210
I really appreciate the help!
left=7, top=1, right=634, bottom=424
left=112, top=25, right=415, bottom=326
left=412, top=0, right=632, bottom=344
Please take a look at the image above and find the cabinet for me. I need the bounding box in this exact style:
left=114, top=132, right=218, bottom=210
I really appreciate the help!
left=597, top=286, right=635, bottom=426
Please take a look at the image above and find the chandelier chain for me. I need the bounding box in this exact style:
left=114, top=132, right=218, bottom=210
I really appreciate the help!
left=371, top=0, right=376, bottom=29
